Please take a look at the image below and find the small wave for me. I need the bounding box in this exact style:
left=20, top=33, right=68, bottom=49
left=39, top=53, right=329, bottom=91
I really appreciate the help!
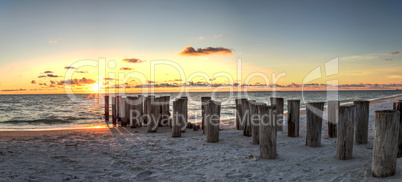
left=2, top=119, right=73, bottom=125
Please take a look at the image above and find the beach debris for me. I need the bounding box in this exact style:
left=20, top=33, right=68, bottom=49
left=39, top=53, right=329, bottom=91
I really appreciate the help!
left=65, top=143, right=78, bottom=147
left=50, top=155, right=67, bottom=159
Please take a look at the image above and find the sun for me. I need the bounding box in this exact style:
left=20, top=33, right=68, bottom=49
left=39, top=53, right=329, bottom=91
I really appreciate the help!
left=89, top=81, right=103, bottom=93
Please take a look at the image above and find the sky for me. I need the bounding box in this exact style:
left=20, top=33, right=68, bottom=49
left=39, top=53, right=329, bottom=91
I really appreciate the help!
left=0, top=0, right=401, bottom=94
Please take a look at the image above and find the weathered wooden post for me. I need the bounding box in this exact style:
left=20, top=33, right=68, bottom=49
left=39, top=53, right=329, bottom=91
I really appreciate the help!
left=235, top=98, right=243, bottom=130
left=147, top=97, right=161, bottom=132
left=128, top=96, right=142, bottom=128
left=112, top=97, right=117, bottom=126
left=172, top=98, right=185, bottom=137
left=144, top=95, right=154, bottom=125
left=205, top=100, right=221, bottom=142
left=201, top=97, right=212, bottom=134
left=353, top=100, right=370, bottom=144
left=336, top=105, right=356, bottom=160
left=372, top=110, right=400, bottom=177
left=258, top=104, right=276, bottom=159
left=158, top=96, right=170, bottom=126
left=393, top=101, right=402, bottom=158
left=137, top=95, right=144, bottom=126
left=124, top=97, right=131, bottom=127
left=116, top=96, right=120, bottom=123
left=241, top=99, right=251, bottom=136
left=287, top=100, right=300, bottom=137
left=104, top=95, right=109, bottom=121
left=119, top=96, right=128, bottom=126
left=251, top=102, right=262, bottom=144
left=246, top=100, right=256, bottom=139
left=328, top=100, right=339, bottom=138
left=270, top=97, right=284, bottom=131
left=306, top=102, right=325, bottom=147
left=181, top=96, right=188, bottom=132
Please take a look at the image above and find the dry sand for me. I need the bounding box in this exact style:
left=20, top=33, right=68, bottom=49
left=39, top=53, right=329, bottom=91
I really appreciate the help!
left=1, top=95, right=402, bottom=181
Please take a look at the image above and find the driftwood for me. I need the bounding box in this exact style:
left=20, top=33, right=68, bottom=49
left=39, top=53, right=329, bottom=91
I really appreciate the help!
left=287, top=100, right=300, bottom=137
left=327, top=100, right=339, bottom=138
left=372, top=110, right=400, bottom=177
left=353, top=100, right=370, bottom=144
left=336, top=105, right=356, bottom=160
left=270, top=97, right=284, bottom=131
left=306, top=102, right=325, bottom=147
left=258, top=104, right=276, bottom=159
left=205, top=100, right=221, bottom=142
left=393, top=101, right=402, bottom=158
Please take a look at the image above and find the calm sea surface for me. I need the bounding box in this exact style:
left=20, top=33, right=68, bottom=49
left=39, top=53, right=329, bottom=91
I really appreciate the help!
left=0, top=90, right=401, bottom=130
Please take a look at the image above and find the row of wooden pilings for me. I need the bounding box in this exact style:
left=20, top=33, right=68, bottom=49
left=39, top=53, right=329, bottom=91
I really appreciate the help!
left=104, top=95, right=402, bottom=178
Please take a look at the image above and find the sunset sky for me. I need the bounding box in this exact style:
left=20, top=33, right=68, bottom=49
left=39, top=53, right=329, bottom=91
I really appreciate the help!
left=0, top=0, right=401, bottom=94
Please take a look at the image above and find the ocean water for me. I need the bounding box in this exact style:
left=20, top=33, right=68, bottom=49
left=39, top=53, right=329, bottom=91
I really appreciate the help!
left=0, top=90, right=401, bottom=130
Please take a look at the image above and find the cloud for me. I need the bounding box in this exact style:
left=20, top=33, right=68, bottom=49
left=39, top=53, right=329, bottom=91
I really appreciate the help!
left=31, top=80, right=36, bottom=84
left=47, top=74, right=61, bottom=77
left=198, top=36, right=204, bottom=40
left=122, top=58, right=144, bottom=63
left=64, top=66, right=78, bottom=69
left=104, top=78, right=114, bottom=81
left=44, top=71, right=54, bottom=73
left=341, top=55, right=377, bottom=61
left=179, top=46, right=233, bottom=56
left=390, top=51, right=400, bottom=55
left=384, top=58, right=393, bottom=61
left=38, top=75, right=47, bottom=78
left=75, top=71, right=88, bottom=74
left=147, top=80, right=155, bottom=84
left=1, top=88, right=26, bottom=92
left=120, top=67, right=134, bottom=71
left=62, top=77, right=96, bottom=86
left=214, top=34, right=222, bottom=38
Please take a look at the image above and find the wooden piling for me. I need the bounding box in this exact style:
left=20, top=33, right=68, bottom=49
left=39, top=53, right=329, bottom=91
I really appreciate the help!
left=124, top=97, right=131, bottom=127
left=116, top=96, right=120, bottom=123
left=147, top=97, right=161, bottom=132
left=287, top=100, right=300, bottom=137
left=137, top=95, right=144, bottom=126
left=270, top=97, right=284, bottom=131
left=246, top=100, right=256, bottom=138
left=372, top=110, right=400, bottom=177
left=353, top=100, right=370, bottom=144
left=206, top=100, right=221, bottom=142
left=119, top=96, right=127, bottom=126
left=112, top=97, right=116, bottom=126
left=172, top=98, right=185, bottom=137
left=104, top=95, right=109, bottom=121
left=336, top=105, right=356, bottom=160
left=393, top=101, right=402, bottom=158
left=241, top=99, right=251, bottom=136
left=144, top=95, right=154, bottom=125
left=251, top=102, right=262, bottom=144
left=258, top=104, right=276, bottom=159
left=235, top=98, right=243, bottom=130
left=327, top=100, right=339, bottom=138
left=159, top=96, right=170, bottom=126
left=306, top=102, right=325, bottom=147
left=181, top=97, right=188, bottom=133
left=127, top=96, right=142, bottom=128
left=201, top=97, right=212, bottom=134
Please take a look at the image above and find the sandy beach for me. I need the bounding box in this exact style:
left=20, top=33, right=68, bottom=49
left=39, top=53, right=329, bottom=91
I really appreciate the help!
left=1, top=95, right=402, bottom=181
